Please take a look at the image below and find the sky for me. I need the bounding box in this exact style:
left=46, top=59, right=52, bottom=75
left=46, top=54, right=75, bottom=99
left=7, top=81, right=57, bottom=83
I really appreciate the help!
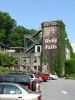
left=0, top=0, right=75, bottom=52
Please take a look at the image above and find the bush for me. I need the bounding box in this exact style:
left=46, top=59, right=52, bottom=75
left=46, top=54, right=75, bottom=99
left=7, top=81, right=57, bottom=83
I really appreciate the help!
left=0, top=67, right=11, bottom=74
left=0, top=53, right=18, bottom=67
left=65, top=59, right=75, bottom=75
left=38, top=72, right=45, bottom=75
left=0, top=67, right=31, bottom=74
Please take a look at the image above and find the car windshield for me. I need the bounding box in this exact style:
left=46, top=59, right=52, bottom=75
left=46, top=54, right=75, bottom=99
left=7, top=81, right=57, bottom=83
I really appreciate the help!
left=20, top=85, right=32, bottom=93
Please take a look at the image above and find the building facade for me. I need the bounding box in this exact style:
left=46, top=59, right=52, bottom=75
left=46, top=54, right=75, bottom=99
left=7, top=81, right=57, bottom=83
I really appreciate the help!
left=0, top=21, right=71, bottom=75
left=41, top=21, right=66, bottom=76
left=10, top=45, right=41, bottom=71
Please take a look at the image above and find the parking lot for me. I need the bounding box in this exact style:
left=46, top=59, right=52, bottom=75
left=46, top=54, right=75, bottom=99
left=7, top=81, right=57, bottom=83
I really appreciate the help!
left=40, top=79, right=75, bottom=100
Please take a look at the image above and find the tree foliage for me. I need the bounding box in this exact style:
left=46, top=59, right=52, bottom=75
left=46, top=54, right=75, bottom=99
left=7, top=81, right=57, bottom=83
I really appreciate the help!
left=65, top=59, right=75, bottom=75
left=0, top=11, right=16, bottom=44
left=48, top=21, right=66, bottom=76
left=0, top=53, right=18, bottom=67
left=0, top=11, right=37, bottom=47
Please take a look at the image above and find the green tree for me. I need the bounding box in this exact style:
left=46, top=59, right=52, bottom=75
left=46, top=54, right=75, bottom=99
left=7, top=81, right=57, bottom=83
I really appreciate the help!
left=8, top=25, right=37, bottom=47
left=0, top=11, right=16, bottom=44
left=0, top=53, right=18, bottom=67
left=0, top=11, right=37, bottom=47
left=0, top=29, right=6, bottom=43
left=65, top=59, right=75, bottom=75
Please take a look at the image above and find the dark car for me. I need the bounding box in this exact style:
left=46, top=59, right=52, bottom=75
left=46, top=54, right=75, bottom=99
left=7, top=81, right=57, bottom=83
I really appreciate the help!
left=0, top=74, right=40, bottom=92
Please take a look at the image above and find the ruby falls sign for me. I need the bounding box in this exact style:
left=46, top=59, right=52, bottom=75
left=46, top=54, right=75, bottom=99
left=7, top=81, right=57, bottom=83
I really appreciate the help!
left=44, top=37, right=57, bottom=50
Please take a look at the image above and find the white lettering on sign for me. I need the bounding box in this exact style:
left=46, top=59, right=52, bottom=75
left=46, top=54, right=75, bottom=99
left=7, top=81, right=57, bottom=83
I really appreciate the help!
left=45, top=45, right=57, bottom=50
left=45, top=38, right=57, bottom=44
left=44, top=37, right=57, bottom=50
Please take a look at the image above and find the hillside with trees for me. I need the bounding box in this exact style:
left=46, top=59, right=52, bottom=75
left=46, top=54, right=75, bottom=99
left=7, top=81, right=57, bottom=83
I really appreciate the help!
left=0, top=11, right=37, bottom=47
left=0, top=11, right=75, bottom=76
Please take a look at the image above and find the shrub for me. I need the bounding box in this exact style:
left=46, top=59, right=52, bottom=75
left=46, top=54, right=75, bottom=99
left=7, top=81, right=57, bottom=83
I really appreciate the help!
left=0, top=67, right=11, bottom=74
left=65, top=59, right=75, bottom=75
left=0, top=53, right=18, bottom=67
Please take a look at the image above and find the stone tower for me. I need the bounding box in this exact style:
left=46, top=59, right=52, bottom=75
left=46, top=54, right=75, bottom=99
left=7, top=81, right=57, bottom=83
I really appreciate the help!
left=41, top=21, right=65, bottom=76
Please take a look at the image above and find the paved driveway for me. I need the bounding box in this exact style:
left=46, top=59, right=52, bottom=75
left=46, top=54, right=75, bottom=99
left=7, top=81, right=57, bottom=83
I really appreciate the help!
left=40, top=79, right=75, bottom=100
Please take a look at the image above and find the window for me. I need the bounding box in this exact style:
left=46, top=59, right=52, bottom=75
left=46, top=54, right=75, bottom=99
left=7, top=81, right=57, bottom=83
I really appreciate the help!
left=34, top=57, right=37, bottom=62
left=37, top=46, right=40, bottom=52
left=3, top=76, right=15, bottom=82
left=29, top=75, right=34, bottom=78
left=34, top=66, right=37, bottom=70
left=3, top=85, right=22, bottom=94
left=23, top=58, right=26, bottom=62
left=23, top=66, right=26, bottom=69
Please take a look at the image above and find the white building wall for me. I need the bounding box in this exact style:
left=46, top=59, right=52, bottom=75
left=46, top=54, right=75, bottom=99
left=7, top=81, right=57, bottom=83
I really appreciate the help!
left=65, top=48, right=70, bottom=60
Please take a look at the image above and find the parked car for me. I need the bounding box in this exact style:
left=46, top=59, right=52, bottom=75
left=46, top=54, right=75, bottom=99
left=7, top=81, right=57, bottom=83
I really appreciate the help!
left=29, top=74, right=40, bottom=82
left=0, top=74, right=40, bottom=92
left=28, top=74, right=40, bottom=92
left=30, top=72, right=43, bottom=82
left=49, top=73, right=58, bottom=80
left=0, top=82, right=41, bottom=100
left=37, top=73, right=49, bottom=82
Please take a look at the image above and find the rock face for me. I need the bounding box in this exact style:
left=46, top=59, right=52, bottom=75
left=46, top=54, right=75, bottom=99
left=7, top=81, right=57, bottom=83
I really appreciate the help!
left=41, top=21, right=65, bottom=76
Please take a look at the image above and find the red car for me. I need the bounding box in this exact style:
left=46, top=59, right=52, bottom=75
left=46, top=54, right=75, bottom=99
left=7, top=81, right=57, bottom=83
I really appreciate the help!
left=37, top=73, right=49, bottom=82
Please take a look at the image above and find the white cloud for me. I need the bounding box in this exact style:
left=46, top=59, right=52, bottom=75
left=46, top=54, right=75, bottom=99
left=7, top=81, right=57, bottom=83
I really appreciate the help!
left=71, top=42, right=75, bottom=52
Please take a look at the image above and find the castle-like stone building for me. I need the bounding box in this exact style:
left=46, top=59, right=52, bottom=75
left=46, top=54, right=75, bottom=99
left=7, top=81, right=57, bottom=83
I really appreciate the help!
left=0, top=21, right=70, bottom=75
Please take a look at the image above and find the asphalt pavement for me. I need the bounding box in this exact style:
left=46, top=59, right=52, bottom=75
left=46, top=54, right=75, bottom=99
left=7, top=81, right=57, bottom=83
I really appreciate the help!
left=40, top=79, right=75, bottom=100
